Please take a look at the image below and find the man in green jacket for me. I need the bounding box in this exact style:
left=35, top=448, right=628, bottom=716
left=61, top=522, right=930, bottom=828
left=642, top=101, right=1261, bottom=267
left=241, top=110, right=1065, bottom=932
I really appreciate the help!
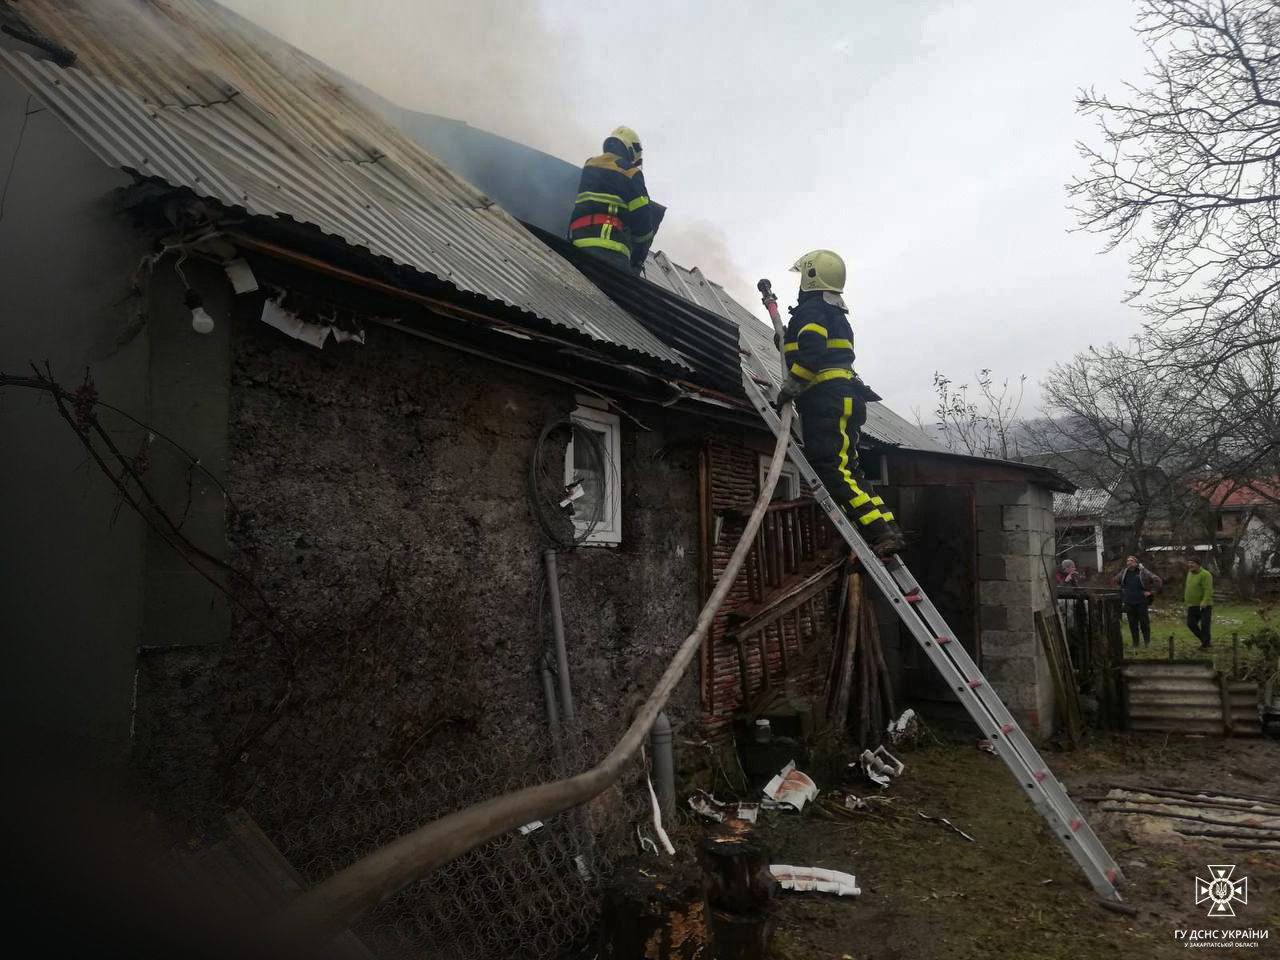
left=1184, top=556, right=1214, bottom=649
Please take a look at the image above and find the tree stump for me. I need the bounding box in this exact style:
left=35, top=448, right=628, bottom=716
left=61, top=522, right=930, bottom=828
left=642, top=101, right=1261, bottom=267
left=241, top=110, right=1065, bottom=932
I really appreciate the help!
left=598, top=857, right=705, bottom=960
left=698, top=834, right=775, bottom=960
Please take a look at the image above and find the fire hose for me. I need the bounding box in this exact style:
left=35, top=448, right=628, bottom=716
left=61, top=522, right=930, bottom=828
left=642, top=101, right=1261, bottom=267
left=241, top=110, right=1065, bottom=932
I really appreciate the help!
left=270, top=284, right=797, bottom=951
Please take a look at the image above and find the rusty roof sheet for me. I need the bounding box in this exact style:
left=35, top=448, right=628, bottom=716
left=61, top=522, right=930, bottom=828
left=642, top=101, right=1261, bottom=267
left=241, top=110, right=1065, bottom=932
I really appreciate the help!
left=0, top=0, right=688, bottom=370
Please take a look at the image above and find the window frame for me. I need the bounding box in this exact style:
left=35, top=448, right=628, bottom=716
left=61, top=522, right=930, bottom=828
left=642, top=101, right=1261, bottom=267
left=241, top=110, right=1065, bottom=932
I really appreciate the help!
left=565, top=405, right=623, bottom=545
left=758, top=454, right=803, bottom=501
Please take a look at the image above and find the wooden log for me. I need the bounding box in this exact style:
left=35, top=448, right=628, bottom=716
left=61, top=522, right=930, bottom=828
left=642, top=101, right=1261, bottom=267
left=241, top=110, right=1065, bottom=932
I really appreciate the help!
left=824, top=565, right=853, bottom=713
left=1173, top=824, right=1280, bottom=841
left=865, top=594, right=896, bottom=722
left=699, top=835, right=775, bottom=960
left=832, top=573, right=861, bottom=726
left=1098, top=788, right=1280, bottom=814
left=1035, top=610, right=1077, bottom=749
left=857, top=592, right=873, bottom=748
left=1045, top=599, right=1084, bottom=739
left=1109, top=784, right=1280, bottom=808
left=1098, top=802, right=1280, bottom=830
left=867, top=598, right=882, bottom=746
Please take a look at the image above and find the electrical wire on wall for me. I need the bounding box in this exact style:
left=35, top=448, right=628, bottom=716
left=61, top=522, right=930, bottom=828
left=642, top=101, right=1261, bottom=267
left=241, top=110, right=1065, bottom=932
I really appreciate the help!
left=527, top=414, right=615, bottom=729
left=528, top=414, right=611, bottom=550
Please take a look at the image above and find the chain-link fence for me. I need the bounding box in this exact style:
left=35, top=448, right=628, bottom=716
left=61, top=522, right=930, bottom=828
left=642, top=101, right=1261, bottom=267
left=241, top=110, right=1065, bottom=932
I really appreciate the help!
left=251, top=724, right=646, bottom=959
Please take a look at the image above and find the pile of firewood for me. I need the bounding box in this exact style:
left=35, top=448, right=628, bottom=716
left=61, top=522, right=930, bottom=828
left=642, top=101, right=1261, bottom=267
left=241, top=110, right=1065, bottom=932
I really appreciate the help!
left=824, top=566, right=896, bottom=748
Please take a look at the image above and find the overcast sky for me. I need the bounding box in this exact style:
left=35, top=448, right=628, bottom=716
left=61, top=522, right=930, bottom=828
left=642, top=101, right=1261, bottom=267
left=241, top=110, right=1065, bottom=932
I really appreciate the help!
left=222, top=0, right=1152, bottom=422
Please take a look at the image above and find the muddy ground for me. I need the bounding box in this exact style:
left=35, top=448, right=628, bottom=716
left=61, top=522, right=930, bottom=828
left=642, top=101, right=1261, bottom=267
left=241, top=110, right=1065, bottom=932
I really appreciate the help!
left=697, top=732, right=1278, bottom=959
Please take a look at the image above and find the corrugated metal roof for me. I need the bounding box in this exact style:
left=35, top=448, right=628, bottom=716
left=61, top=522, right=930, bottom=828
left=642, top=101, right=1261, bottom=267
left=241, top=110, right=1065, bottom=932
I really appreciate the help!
left=0, top=0, right=688, bottom=370
left=1121, top=661, right=1251, bottom=735
left=1053, top=487, right=1113, bottom=520
left=643, top=253, right=947, bottom=452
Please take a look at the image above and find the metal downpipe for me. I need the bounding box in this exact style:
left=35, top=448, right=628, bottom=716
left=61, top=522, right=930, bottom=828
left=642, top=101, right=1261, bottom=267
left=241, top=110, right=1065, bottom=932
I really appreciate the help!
left=539, top=651, right=561, bottom=739
left=649, top=711, right=675, bottom=819
left=543, top=548, right=576, bottom=723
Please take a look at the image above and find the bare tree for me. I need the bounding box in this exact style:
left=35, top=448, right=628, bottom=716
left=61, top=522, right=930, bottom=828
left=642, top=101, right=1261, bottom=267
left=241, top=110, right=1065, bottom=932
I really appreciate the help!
left=924, top=369, right=1027, bottom=459
left=1027, top=345, right=1201, bottom=554
left=1197, top=340, right=1280, bottom=503
left=1070, top=0, right=1280, bottom=369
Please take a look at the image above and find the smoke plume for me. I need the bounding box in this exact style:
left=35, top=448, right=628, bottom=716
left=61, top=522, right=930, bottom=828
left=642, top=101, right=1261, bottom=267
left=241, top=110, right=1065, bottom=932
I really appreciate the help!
left=219, top=0, right=589, bottom=159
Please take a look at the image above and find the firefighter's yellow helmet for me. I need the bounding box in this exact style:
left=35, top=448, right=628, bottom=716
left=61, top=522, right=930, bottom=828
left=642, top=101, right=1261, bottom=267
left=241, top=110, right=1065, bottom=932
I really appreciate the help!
left=610, top=125, right=642, bottom=162
left=791, top=249, right=845, bottom=293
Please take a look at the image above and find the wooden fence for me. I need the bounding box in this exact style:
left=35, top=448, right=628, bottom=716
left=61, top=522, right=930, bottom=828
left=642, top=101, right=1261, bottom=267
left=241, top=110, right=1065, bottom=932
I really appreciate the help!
left=1054, top=587, right=1126, bottom=729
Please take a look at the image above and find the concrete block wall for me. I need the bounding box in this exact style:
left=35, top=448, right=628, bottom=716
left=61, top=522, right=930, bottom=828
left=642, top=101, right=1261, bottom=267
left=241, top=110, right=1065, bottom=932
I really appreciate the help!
left=975, top=481, right=1057, bottom=738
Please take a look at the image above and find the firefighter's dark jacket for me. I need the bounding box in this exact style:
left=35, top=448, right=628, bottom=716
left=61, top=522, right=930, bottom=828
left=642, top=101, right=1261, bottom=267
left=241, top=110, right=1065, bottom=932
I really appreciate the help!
left=568, top=148, right=653, bottom=267
left=783, top=291, right=859, bottom=395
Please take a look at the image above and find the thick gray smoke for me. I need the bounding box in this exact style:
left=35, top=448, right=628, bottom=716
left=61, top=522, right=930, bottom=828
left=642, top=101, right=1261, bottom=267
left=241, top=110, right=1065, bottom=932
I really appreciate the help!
left=219, top=0, right=754, bottom=304
left=657, top=218, right=761, bottom=318
left=220, top=0, right=589, bottom=159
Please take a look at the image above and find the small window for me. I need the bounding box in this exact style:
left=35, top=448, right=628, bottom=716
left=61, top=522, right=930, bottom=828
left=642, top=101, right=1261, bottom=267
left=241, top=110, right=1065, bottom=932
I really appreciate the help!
left=758, top=454, right=802, bottom=501
left=565, top=406, right=622, bottom=545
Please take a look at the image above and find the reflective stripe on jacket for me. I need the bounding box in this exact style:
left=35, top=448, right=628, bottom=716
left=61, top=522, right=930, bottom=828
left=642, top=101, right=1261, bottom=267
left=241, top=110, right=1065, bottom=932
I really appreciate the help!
left=568, top=152, right=652, bottom=262
left=783, top=291, right=856, bottom=393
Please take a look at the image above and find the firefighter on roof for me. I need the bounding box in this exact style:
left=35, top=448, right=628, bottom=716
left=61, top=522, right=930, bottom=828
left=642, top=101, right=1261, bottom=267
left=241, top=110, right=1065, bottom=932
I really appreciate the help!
left=568, top=126, right=654, bottom=275
left=777, top=249, right=906, bottom=557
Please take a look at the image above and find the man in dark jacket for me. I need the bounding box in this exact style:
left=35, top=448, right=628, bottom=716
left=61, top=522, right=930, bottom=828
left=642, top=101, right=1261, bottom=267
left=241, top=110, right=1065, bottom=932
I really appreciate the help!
left=1112, top=554, right=1162, bottom=647
left=776, top=249, right=905, bottom=557
left=568, top=126, right=654, bottom=275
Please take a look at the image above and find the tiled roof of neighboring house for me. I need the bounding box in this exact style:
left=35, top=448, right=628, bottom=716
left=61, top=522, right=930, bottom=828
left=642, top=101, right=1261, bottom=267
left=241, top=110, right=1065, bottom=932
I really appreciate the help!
left=0, top=0, right=689, bottom=371
left=1196, top=478, right=1280, bottom=509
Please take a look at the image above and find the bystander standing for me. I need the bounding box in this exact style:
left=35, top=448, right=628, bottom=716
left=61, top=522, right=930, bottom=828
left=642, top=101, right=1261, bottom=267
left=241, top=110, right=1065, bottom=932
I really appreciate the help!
left=1184, top=556, right=1214, bottom=649
left=1056, top=559, right=1081, bottom=586
left=1112, top=555, right=1162, bottom=648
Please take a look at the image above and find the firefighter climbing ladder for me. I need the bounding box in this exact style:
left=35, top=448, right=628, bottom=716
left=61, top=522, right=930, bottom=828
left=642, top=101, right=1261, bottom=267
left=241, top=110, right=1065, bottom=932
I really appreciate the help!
left=745, top=281, right=1124, bottom=901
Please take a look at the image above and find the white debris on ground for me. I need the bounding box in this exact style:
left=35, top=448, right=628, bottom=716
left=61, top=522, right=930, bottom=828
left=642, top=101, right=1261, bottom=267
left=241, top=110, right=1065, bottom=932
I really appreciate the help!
left=770, top=864, right=861, bottom=896
left=857, top=746, right=905, bottom=788
left=887, top=708, right=919, bottom=744
left=762, top=761, right=819, bottom=812
left=688, top=789, right=760, bottom=823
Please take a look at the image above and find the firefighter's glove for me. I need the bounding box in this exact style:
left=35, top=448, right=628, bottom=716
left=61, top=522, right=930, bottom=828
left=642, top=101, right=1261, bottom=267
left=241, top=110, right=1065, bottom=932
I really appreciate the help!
left=774, top=376, right=807, bottom=411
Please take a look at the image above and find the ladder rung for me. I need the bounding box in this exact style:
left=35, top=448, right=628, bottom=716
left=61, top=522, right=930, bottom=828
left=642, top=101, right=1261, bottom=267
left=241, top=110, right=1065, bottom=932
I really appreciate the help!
left=936, top=636, right=952, bottom=645
left=903, top=590, right=921, bottom=604
left=966, top=679, right=982, bottom=689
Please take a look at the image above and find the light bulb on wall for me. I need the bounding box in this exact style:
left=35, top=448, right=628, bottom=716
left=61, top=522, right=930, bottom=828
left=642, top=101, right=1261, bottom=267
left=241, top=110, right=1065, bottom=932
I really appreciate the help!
left=184, top=288, right=214, bottom=335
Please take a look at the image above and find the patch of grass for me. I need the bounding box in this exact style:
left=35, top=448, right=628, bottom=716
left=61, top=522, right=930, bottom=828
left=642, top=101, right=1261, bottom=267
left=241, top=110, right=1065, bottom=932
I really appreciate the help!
left=1127, top=602, right=1274, bottom=678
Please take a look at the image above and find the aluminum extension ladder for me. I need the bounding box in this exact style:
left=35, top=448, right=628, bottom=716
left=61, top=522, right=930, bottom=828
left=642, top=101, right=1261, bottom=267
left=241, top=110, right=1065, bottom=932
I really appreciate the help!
left=741, top=368, right=1124, bottom=901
